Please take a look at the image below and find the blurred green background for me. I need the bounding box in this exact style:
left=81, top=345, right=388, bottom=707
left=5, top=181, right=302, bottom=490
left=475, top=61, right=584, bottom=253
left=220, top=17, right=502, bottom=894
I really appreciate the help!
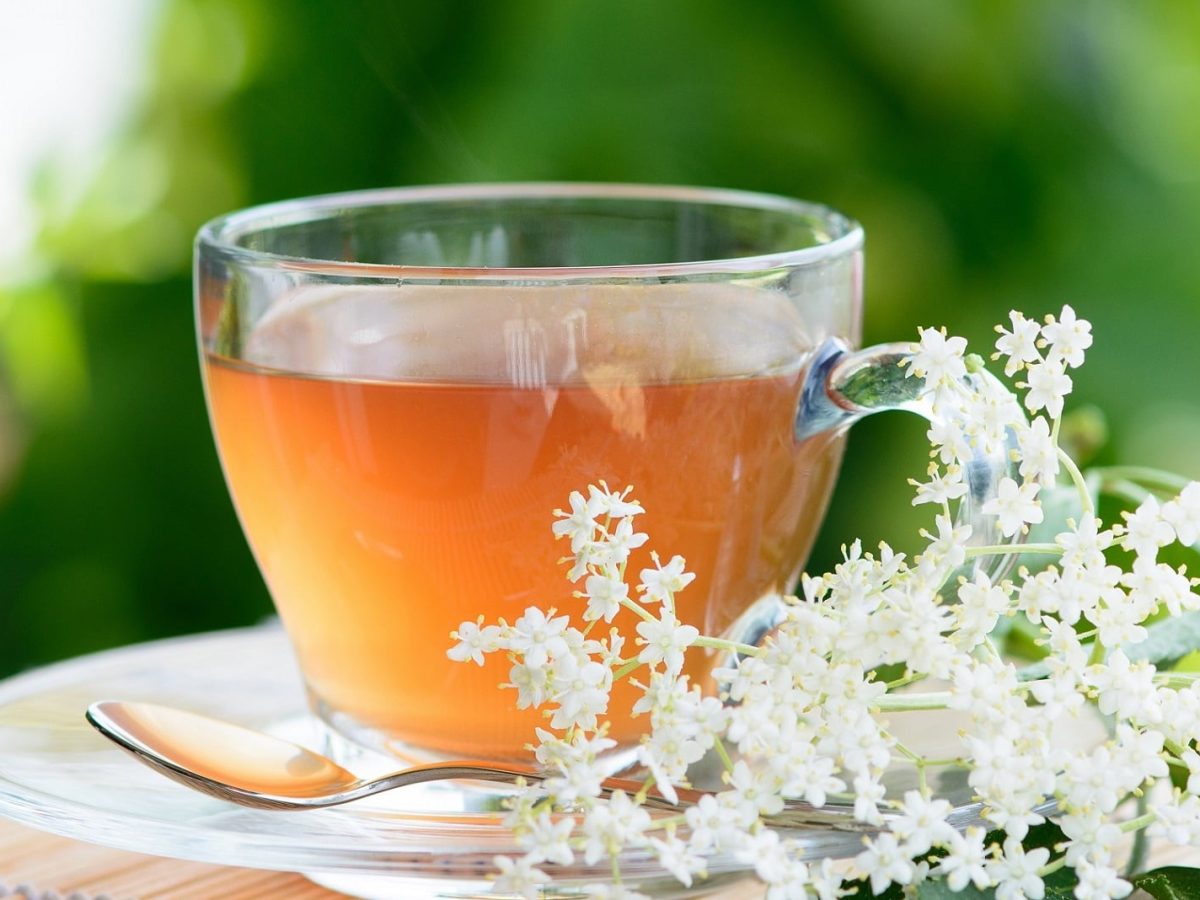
left=2, top=0, right=1199, bottom=676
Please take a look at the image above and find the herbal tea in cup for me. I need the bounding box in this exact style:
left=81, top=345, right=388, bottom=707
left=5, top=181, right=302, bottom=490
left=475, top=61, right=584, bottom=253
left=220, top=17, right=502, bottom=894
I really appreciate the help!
left=196, top=185, right=863, bottom=760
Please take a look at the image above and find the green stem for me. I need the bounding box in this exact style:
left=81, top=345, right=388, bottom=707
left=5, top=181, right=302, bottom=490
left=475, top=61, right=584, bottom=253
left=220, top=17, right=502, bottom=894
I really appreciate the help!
left=634, top=775, right=657, bottom=805
left=694, top=635, right=764, bottom=658
left=1164, top=737, right=1190, bottom=759
left=1087, top=637, right=1107, bottom=666
left=613, top=658, right=643, bottom=681
left=714, top=736, right=736, bottom=774
left=620, top=597, right=657, bottom=624
left=1127, top=793, right=1151, bottom=876
left=1038, top=854, right=1069, bottom=878
left=885, top=671, right=925, bottom=691
left=873, top=691, right=952, bottom=711
left=646, top=814, right=687, bottom=831
left=965, top=542, right=1060, bottom=558
left=1119, top=811, right=1158, bottom=834
left=1058, top=447, right=1095, bottom=518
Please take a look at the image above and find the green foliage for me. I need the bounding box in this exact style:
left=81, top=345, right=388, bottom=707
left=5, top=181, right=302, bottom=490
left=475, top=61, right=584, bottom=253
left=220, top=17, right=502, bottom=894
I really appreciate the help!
left=1133, top=867, right=1200, bottom=900
left=5, top=0, right=1200, bottom=675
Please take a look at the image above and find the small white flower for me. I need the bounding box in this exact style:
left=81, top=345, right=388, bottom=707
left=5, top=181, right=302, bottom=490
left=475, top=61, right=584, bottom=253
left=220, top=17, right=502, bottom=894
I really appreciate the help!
left=809, top=857, right=850, bottom=900
left=735, top=830, right=812, bottom=897
left=852, top=773, right=887, bottom=826
left=553, top=489, right=602, bottom=552
left=855, top=832, right=915, bottom=896
left=684, top=793, right=752, bottom=853
left=516, top=809, right=574, bottom=866
left=587, top=481, right=645, bottom=520
left=602, top=516, right=650, bottom=567
left=1163, top=482, right=1200, bottom=546
left=988, top=838, right=1049, bottom=900
left=638, top=555, right=695, bottom=605
left=582, top=573, right=628, bottom=623
left=910, top=462, right=968, bottom=507
left=508, top=607, right=570, bottom=670
left=1017, top=417, right=1060, bottom=486
left=1022, top=357, right=1072, bottom=419
left=1150, top=794, right=1200, bottom=846
left=492, top=854, right=550, bottom=899
left=1056, top=516, right=1113, bottom=570
left=1041, top=305, right=1093, bottom=369
left=1072, top=859, right=1131, bottom=899
left=1084, top=650, right=1161, bottom=724
left=548, top=654, right=611, bottom=731
left=995, top=310, right=1044, bottom=375
left=955, top=572, right=1013, bottom=648
left=447, top=619, right=502, bottom=665
left=936, top=826, right=992, bottom=892
left=909, top=326, right=969, bottom=385
left=649, top=833, right=706, bottom=888
left=890, top=790, right=957, bottom=856
left=636, top=608, right=699, bottom=675
left=580, top=791, right=652, bottom=865
left=983, top=477, right=1044, bottom=537
left=1120, top=495, right=1176, bottom=561
left=1059, top=812, right=1122, bottom=867
left=1091, top=594, right=1148, bottom=648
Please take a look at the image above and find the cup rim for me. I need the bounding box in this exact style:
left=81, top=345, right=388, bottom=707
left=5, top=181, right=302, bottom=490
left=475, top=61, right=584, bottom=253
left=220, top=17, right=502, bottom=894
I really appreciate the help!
left=196, top=182, right=863, bottom=281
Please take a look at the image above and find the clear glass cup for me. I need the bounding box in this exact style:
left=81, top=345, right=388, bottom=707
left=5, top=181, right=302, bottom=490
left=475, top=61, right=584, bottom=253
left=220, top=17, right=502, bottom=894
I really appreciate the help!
left=195, top=184, right=1013, bottom=763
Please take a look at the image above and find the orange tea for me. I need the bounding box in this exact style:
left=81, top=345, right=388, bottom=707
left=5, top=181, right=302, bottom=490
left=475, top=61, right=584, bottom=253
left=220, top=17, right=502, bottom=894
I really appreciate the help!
left=202, top=283, right=845, bottom=759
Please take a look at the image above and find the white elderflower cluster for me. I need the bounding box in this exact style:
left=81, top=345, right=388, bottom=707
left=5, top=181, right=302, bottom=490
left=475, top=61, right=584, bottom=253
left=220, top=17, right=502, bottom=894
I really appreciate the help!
left=449, top=308, right=1200, bottom=900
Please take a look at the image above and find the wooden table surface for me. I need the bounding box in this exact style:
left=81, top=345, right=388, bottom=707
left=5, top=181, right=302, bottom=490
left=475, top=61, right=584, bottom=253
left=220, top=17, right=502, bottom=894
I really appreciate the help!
left=1, top=815, right=1194, bottom=899
left=0, top=817, right=762, bottom=898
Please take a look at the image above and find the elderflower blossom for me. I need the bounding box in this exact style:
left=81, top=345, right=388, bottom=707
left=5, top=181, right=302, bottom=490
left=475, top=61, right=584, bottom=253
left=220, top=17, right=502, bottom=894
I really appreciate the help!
left=446, top=307, right=1200, bottom=899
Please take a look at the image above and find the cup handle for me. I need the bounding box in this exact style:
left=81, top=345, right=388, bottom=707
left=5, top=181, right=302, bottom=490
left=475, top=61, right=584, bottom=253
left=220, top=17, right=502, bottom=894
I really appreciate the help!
left=796, top=336, right=1022, bottom=580
left=721, top=336, right=1025, bottom=662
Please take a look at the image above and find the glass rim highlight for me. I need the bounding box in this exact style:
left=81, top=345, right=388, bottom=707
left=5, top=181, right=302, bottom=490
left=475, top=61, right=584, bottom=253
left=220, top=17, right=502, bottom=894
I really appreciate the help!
left=196, top=182, right=863, bottom=282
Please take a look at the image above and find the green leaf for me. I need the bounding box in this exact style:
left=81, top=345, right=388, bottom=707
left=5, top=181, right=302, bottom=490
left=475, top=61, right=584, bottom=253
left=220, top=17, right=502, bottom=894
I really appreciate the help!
left=1018, top=610, right=1200, bottom=682
left=1133, top=866, right=1200, bottom=900
left=1125, top=611, right=1200, bottom=670
left=840, top=877, right=905, bottom=898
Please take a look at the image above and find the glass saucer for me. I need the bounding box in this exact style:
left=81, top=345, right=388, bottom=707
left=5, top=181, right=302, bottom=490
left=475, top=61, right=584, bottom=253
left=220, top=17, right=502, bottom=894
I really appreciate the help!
left=0, top=625, right=1007, bottom=899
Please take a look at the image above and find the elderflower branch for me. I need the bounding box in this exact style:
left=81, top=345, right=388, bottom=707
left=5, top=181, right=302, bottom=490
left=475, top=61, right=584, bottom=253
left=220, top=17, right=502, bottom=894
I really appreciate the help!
left=452, top=307, right=1200, bottom=899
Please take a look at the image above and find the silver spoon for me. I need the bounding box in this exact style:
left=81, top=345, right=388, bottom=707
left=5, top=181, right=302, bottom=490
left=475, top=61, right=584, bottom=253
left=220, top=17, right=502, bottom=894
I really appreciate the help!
left=84, top=700, right=872, bottom=829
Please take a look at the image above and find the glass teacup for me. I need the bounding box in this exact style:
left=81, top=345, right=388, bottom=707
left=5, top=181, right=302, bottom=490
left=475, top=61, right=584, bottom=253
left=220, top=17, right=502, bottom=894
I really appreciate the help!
left=195, top=184, right=1010, bottom=762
